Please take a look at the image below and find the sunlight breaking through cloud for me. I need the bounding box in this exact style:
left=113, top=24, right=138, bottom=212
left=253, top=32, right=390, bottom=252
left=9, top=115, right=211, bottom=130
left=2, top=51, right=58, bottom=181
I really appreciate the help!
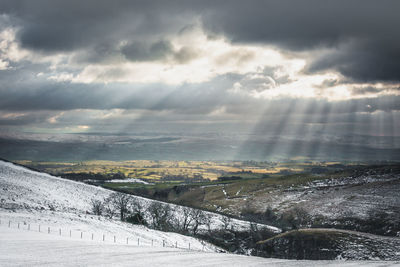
left=0, top=0, right=399, bottom=161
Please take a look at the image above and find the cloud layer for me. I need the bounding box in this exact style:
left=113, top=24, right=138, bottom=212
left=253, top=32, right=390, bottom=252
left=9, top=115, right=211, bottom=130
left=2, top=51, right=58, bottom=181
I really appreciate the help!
left=0, top=0, right=399, bottom=146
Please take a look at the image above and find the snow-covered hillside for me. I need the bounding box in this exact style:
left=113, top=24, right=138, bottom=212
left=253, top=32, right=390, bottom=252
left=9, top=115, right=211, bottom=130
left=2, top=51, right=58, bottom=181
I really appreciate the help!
left=0, top=160, right=280, bottom=233
left=0, top=161, right=110, bottom=212
left=0, top=160, right=222, bottom=251
left=0, top=160, right=278, bottom=252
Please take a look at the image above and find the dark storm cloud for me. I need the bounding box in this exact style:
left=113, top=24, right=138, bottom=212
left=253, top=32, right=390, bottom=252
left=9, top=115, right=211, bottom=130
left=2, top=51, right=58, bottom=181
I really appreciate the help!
left=201, top=1, right=398, bottom=49
left=351, top=86, right=387, bottom=95
left=121, top=40, right=198, bottom=63
left=0, top=111, right=53, bottom=126
left=0, top=0, right=193, bottom=52
left=122, top=40, right=174, bottom=62
left=306, top=40, right=400, bottom=82
left=200, top=0, right=400, bottom=82
left=1, top=0, right=399, bottom=81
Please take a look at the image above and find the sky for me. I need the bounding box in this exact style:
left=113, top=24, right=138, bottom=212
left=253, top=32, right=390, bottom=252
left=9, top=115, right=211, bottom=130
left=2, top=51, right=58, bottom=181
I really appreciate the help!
left=0, top=0, right=399, bottom=160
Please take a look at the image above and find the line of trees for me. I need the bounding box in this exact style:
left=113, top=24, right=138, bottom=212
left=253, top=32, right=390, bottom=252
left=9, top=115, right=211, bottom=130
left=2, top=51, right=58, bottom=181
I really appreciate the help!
left=90, top=192, right=213, bottom=235
left=90, top=192, right=281, bottom=255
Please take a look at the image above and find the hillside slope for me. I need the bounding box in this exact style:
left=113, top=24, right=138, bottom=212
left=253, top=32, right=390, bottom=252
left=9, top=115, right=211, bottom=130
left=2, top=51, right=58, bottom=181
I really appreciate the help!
left=129, top=165, right=400, bottom=235
left=257, top=228, right=400, bottom=261
left=0, top=160, right=110, bottom=212
left=0, top=160, right=277, bottom=252
left=0, top=160, right=222, bottom=251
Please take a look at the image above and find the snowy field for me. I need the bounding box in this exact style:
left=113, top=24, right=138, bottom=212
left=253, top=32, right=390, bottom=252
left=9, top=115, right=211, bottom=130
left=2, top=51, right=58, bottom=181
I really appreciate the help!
left=1, top=226, right=399, bottom=267
left=0, top=210, right=218, bottom=251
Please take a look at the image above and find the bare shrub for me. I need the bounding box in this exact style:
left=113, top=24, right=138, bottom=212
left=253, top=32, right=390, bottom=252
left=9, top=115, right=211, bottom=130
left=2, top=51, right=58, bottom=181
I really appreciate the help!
left=280, top=206, right=311, bottom=229
left=221, top=216, right=231, bottom=231
left=90, top=199, right=104, bottom=215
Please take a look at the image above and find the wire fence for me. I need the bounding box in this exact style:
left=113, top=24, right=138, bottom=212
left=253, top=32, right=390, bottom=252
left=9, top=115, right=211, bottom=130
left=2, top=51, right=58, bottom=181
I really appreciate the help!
left=0, top=218, right=207, bottom=252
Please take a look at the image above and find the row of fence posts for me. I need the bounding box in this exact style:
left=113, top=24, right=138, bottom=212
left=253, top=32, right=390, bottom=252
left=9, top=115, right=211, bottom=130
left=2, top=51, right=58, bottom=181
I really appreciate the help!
left=0, top=219, right=195, bottom=251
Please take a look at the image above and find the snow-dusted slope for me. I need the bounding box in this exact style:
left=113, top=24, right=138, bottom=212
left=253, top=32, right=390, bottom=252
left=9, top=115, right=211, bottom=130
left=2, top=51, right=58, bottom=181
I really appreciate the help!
left=258, top=228, right=400, bottom=261
left=0, top=161, right=110, bottom=212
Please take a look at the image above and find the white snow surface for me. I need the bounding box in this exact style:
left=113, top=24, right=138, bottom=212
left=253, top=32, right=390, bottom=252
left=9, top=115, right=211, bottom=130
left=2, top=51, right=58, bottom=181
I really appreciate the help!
left=0, top=161, right=110, bottom=212
left=0, top=210, right=217, bottom=251
left=1, top=226, right=399, bottom=267
left=107, top=178, right=151, bottom=184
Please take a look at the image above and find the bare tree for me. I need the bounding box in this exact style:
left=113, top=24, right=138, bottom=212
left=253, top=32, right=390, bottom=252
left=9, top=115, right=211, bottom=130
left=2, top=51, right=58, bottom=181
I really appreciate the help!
left=221, top=216, right=231, bottom=231
left=280, top=206, right=311, bottom=229
left=178, top=206, right=194, bottom=232
left=126, top=198, right=147, bottom=225
left=106, top=192, right=131, bottom=221
left=130, top=197, right=143, bottom=214
left=103, top=198, right=116, bottom=219
left=203, top=213, right=212, bottom=233
left=90, top=199, right=104, bottom=215
left=148, top=202, right=173, bottom=231
left=191, top=209, right=210, bottom=235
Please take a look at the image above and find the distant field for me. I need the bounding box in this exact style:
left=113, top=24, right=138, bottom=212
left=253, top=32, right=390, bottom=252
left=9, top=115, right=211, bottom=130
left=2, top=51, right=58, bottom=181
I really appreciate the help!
left=15, top=159, right=353, bottom=184
left=14, top=159, right=366, bottom=216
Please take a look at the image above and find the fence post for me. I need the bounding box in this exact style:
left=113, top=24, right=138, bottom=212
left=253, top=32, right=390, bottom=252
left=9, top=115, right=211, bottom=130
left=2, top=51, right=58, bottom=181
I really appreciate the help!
left=81, top=232, right=83, bottom=239
left=114, top=236, right=116, bottom=243
left=163, top=240, right=165, bottom=247
left=28, top=224, right=30, bottom=230
left=59, top=229, right=61, bottom=236
left=92, top=233, right=94, bottom=240
left=189, top=243, right=190, bottom=250
left=8, top=221, right=10, bottom=227
left=152, top=239, right=153, bottom=247
left=48, top=227, right=50, bottom=234
left=103, top=234, right=105, bottom=241
left=175, top=241, right=177, bottom=248
left=18, top=222, right=20, bottom=229
left=126, top=237, right=128, bottom=244
left=39, top=225, right=41, bottom=232
left=70, top=230, right=71, bottom=237
left=137, top=238, right=139, bottom=246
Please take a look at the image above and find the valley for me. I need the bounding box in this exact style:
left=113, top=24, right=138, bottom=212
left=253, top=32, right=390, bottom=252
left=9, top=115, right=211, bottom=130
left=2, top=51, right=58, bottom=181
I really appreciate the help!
left=2, top=159, right=400, bottom=262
